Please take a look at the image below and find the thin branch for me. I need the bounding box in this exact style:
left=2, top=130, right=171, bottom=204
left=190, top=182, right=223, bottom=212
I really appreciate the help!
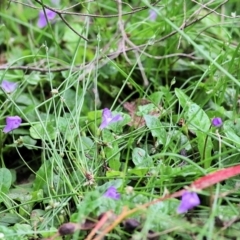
left=57, top=13, right=88, bottom=41
left=0, top=64, right=82, bottom=72
left=135, top=0, right=229, bottom=49
left=31, top=0, right=161, bottom=18
left=8, top=0, right=39, bottom=9
left=192, top=0, right=239, bottom=19
left=0, top=1, right=227, bottom=73
left=0, top=52, right=202, bottom=73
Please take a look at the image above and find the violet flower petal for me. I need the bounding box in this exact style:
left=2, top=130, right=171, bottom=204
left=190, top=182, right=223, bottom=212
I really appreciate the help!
left=211, top=117, right=222, bottom=127
left=99, top=108, right=123, bottom=130
left=37, top=9, right=57, bottom=28
left=3, top=116, right=22, bottom=133
left=99, top=119, right=109, bottom=130
left=1, top=80, right=18, bottom=93
left=46, top=9, right=56, bottom=20
left=102, top=108, right=113, bottom=119
left=149, top=10, right=157, bottom=21
left=110, top=114, right=123, bottom=123
left=104, top=186, right=120, bottom=200
left=37, top=17, right=47, bottom=28
left=177, top=191, right=200, bottom=214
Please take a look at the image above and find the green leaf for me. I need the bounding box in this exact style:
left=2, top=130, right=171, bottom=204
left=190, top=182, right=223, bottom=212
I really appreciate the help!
left=16, top=93, right=40, bottom=106
left=63, top=24, right=83, bottom=43
left=175, top=89, right=213, bottom=162
left=138, top=104, right=157, bottom=116
left=185, top=103, right=213, bottom=161
left=186, top=104, right=212, bottom=160
left=175, top=88, right=191, bottom=108
left=30, top=209, right=45, bottom=228
left=13, top=223, right=32, bottom=235
left=106, top=170, right=124, bottom=178
left=80, top=137, right=95, bottom=151
left=186, top=103, right=211, bottom=132
left=30, top=122, right=56, bottom=140
left=0, top=213, right=21, bottom=227
left=40, top=227, right=58, bottom=239
left=223, top=119, right=240, bottom=146
left=128, top=168, right=148, bottom=177
left=57, top=116, right=78, bottom=143
left=102, top=130, right=121, bottom=170
left=8, top=187, right=32, bottom=203
left=0, top=168, right=12, bottom=194
left=197, top=131, right=213, bottom=165
left=144, top=115, right=167, bottom=144
left=24, top=72, right=41, bottom=85
left=175, top=89, right=211, bottom=131
left=20, top=136, right=37, bottom=149
left=187, top=105, right=213, bottom=162
left=31, top=189, right=43, bottom=202
left=0, top=225, right=18, bottom=239
left=63, top=89, right=82, bottom=111
left=33, top=161, right=52, bottom=192
left=149, top=91, right=164, bottom=105
left=132, top=148, right=153, bottom=167
left=87, top=110, right=102, bottom=134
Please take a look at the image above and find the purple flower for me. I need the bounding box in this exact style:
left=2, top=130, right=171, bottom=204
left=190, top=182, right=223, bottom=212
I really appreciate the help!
left=212, top=117, right=223, bottom=127
left=103, top=186, right=120, bottom=200
left=149, top=10, right=157, bottom=21
left=177, top=191, right=200, bottom=214
left=37, top=9, right=57, bottom=28
left=99, top=108, right=123, bottom=130
left=3, top=116, right=22, bottom=133
left=1, top=80, right=18, bottom=93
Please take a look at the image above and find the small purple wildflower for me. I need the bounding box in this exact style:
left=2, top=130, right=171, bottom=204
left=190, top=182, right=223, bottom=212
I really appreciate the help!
left=177, top=191, right=200, bottom=214
left=1, top=80, right=18, bottom=93
left=212, top=117, right=223, bottom=127
left=99, top=108, right=123, bottom=130
left=149, top=10, right=157, bottom=21
left=37, top=9, right=57, bottom=28
left=103, top=186, right=120, bottom=200
left=3, top=116, right=22, bottom=133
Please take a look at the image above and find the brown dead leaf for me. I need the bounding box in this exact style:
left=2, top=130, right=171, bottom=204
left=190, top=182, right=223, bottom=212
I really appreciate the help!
left=123, top=98, right=162, bottom=128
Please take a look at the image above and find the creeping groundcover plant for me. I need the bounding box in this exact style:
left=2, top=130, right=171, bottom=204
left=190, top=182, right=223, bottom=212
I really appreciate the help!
left=1, top=1, right=240, bottom=239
